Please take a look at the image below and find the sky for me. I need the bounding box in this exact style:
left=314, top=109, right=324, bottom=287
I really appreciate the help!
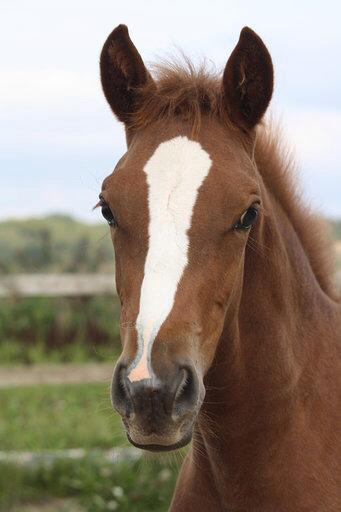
left=0, top=0, right=340, bottom=222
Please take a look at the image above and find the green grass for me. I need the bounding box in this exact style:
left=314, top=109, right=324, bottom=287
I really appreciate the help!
left=0, top=339, right=119, bottom=365
left=0, top=382, right=181, bottom=511
left=0, top=383, right=125, bottom=451
left=0, top=339, right=116, bottom=366
left=0, top=296, right=121, bottom=364
left=0, top=453, right=180, bottom=512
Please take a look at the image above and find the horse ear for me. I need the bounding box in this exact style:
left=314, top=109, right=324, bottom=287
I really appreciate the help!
left=100, top=24, right=153, bottom=123
left=222, top=27, right=274, bottom=131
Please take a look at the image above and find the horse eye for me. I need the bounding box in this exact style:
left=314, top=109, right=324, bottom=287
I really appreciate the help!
left=100, top=200, right=117, bottom=227
left=234, top=204, right=260, bottom=231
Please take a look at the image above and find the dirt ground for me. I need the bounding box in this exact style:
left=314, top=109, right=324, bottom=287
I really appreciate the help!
left=0, top=363, right=113, bottom=388
left=12, top=499, right=84, bottom=512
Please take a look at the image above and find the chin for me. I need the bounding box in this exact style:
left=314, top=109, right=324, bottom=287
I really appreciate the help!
left=126, top=430, right=192, bottom=452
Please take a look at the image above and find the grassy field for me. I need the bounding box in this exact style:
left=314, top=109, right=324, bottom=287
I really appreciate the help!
left=0, top=383, right=125, bottom=451
left=0, top=454, right=179, bottom=512
left=0, top=382, right=181, bottom=511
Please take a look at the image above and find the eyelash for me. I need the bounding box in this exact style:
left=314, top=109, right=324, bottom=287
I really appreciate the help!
left=98, top=197, right=117, bottom=227
left=233, top=202, right=260, bottom=231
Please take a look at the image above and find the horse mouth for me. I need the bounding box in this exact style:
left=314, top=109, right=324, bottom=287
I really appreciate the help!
left=126, top=430, right=192, bottom=452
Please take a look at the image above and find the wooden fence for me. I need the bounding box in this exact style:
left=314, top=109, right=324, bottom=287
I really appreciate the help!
left=0, top=272, right=340, bottom=298
left=0, top=274, right=117, bottom=297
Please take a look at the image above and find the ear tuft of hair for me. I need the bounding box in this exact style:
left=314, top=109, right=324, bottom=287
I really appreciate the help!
left=222, top=26, right=274, bottom=131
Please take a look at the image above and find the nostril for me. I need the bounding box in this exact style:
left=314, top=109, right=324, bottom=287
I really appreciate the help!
left=174, top=366, right=198, bottom=415
left=111, top=363, right=133, bottom=417
left=175, top=369, right=191, bottom=402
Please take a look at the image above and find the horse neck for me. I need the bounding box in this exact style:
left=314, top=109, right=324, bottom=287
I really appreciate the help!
left=199, top=175, right=339, bottom=455
left=187, top=141, right=341, bottom=510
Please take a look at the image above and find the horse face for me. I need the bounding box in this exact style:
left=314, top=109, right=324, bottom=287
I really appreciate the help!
left=99, top=25, right=272, bottom=450
left=101, top=122, right=261, bottom=450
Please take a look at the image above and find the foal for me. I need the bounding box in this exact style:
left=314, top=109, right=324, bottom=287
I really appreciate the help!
left=99, top=25, right=341, bottom=511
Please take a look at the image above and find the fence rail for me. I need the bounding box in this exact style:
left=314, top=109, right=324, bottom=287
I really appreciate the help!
left=0, top=273, right=117, bottom=297
left=0, top=272, right=340, bottom=298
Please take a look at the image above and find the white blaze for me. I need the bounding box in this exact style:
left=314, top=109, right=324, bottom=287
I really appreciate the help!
left=128, top=136, right=212, bottom=382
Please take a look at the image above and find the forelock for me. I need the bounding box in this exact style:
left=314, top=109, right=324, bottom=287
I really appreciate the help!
left=128, top=56, right=229, bottom=134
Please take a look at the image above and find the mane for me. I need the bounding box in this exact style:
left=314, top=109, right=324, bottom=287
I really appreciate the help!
left=132, top=59, right=337, bottom=298
left=254, top=126, right=337, bottom=299
left=131, top=57, right=226, bottom=133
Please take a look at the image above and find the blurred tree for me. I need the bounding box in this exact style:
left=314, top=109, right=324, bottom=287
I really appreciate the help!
left=0, top=215, right=114, bottom=274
